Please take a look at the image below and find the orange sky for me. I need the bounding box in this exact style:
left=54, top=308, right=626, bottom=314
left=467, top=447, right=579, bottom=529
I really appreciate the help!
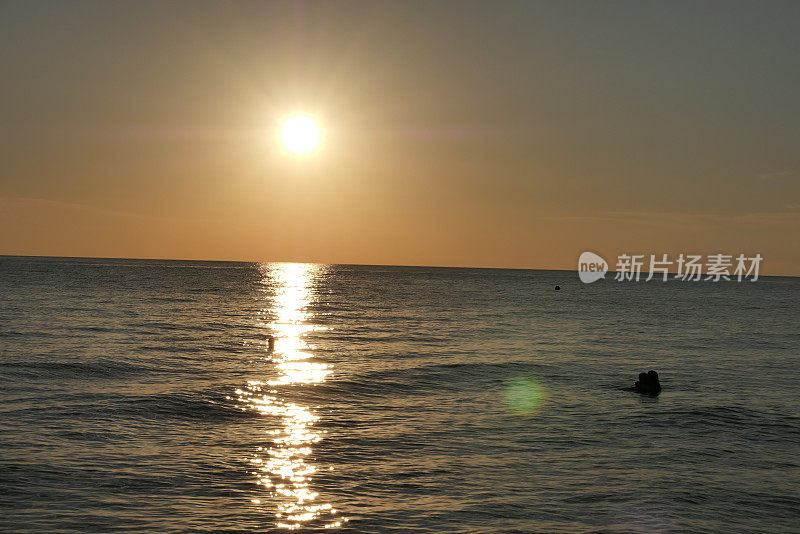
left=1, top=2, right=799, bottom=274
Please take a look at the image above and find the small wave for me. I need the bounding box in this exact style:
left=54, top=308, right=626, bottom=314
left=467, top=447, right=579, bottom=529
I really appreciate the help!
left=0, top=330, right=25, bottom=337
left=1, top=360, right=155, bottom=379
left=131, top=321, right=238, bottom=333
left=637, top=406, right=800, bottom=438
left=111, top=392, right=254, bottom=421
left=145, top=296, right=197, bottom=303
left=73, top=325, right=121, bottom=333
left=313, top=360, right=544, bottom=399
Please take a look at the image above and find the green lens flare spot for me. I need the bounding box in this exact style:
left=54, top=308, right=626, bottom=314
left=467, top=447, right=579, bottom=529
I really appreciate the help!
left=505, top=376, right=546, bottom=415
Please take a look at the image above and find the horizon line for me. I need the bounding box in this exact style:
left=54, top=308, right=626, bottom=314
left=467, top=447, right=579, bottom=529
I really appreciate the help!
left=1, top=253, right=797, bottom=279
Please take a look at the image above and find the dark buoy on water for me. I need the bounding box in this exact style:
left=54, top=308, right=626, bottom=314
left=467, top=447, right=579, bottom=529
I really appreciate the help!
left=267, top=335, right=275, bottom=353
left=555, top=285, right=561, bottom=291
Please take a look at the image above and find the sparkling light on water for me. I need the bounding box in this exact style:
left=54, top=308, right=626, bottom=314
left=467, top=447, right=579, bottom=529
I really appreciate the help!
left=235, top=263, right=345, bottom=530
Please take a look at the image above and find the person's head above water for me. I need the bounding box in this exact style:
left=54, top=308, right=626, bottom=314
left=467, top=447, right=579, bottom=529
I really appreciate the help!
left=630, top=370, right=661, bottom=395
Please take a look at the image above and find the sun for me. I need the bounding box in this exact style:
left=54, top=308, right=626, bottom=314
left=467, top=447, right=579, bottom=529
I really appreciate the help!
left=281, top=115, right=320, bottom=154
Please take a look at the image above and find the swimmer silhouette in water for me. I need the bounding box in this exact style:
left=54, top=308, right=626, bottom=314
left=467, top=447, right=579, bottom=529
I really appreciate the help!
left=622, top=370, right=661, bottom=396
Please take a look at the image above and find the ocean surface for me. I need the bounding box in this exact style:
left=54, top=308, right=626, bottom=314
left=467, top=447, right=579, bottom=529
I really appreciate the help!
left=1, top=256, right=798, bottom=533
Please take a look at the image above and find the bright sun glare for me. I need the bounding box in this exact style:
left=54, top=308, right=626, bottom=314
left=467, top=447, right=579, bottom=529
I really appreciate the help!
left=281, top=115, right=320, bottom=154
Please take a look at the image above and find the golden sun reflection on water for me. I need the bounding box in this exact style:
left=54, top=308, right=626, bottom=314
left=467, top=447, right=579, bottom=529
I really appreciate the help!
left=234, top=263, right=345, bottom=530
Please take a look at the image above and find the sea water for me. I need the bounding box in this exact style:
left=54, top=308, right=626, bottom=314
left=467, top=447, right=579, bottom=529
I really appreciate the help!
left=1, top=256, right=798, bottom=533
